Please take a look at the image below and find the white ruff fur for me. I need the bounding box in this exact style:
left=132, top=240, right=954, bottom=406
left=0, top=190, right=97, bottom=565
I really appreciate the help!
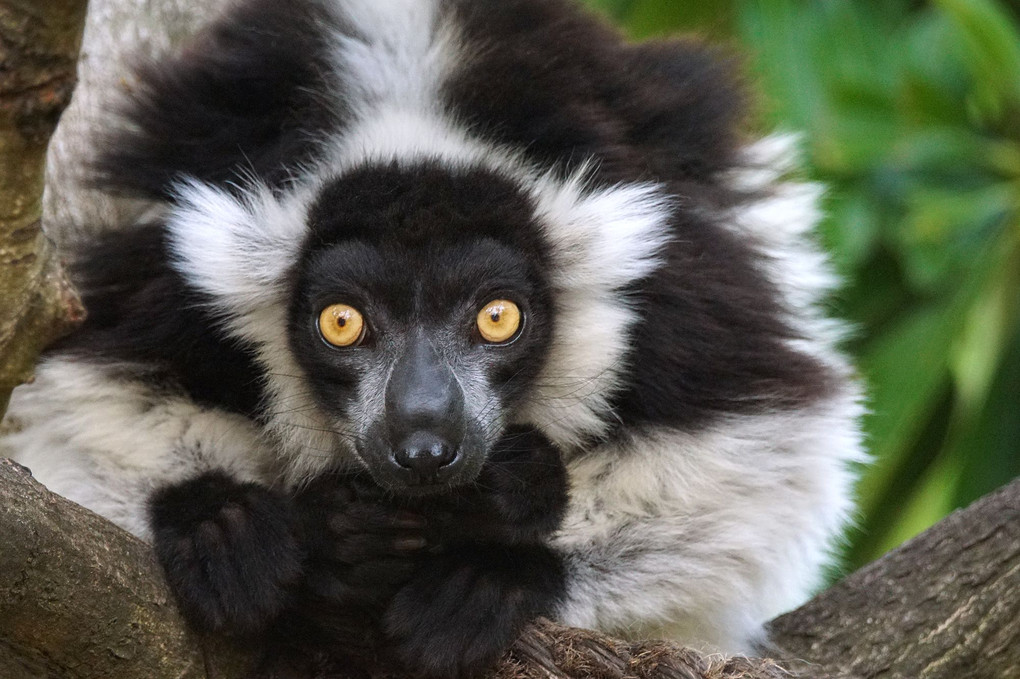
left=166, top=181, right=342, bottom=483
left=325, top=0, right=460, bottom=116
left=519, top=175, right=672, bottom=446
left=1, top=358, right=272, bottom=539
left=553, top=391, right=865, bottom=652
left=726, top=134, right=854, bottom=377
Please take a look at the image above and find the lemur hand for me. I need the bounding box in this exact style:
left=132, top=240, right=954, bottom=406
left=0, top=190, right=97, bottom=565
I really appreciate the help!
left=149, top=471, right=303, bottom=636
left=440, top=424, right=569, bottom=543
left=275, top=472, right=430, bottom=656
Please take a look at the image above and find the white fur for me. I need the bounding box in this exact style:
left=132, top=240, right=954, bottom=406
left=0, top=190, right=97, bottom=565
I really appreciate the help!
left=329, top=107, right=508, bottom=172
left=1, top=357, right=272, bottom=539
left=519, top=175, right=673, bottom=446
left=326, top=0, right=459, bottom=116
left=543, top=140, right=866, bottom=651
left=166, top=181, right=348, bottom=485
left=553, top=390, right=865, bottom=652
left=727, top=134, right=852, bottom=365
left=166, top=180, right=309, bottom=325
left=315, top=0, right=479, bottom=175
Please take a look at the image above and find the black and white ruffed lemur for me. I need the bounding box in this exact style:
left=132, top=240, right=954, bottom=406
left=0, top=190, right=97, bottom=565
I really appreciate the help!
left=1, top=0, right=865, bottom=676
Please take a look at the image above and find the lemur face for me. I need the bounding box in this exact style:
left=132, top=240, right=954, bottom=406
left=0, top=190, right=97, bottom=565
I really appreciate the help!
left=287, top=163, right=554, bottom=492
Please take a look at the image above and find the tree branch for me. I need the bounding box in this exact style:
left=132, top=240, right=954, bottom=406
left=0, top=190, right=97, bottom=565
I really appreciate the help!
left=0, top=458, right=247, bottom=679
left=768, top=475, right=1020, bottom=678
left=2, top=458, right=1018, bottom=679
left=0, top=0, right=87, bottom=417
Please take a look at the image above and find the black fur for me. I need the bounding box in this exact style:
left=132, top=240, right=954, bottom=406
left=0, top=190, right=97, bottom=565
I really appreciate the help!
left=53, top=225, right=265, bottom=417
left=150, top=471, right=303, bottom=636
left=612, top=209, right=839, bottom=428
left=383, top=543, right=564, bottom=677
left=151, top=427, right=567, bottom=678
left=379, top=427, right=568, bottom=676
left=94, top=0, right=343, bottom=199
left=445, top=0, right=745, bottom=185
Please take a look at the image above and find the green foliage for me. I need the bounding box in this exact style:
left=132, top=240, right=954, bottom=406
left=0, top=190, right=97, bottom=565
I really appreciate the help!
left=584, top=0, right=1020, bottom=572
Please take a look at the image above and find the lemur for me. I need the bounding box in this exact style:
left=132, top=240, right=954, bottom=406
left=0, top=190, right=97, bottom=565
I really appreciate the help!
left=1, top=0, right=864, bottom=676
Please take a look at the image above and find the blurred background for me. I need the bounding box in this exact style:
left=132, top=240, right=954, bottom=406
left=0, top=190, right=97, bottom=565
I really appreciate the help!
left=582, top=0, right=1020, bottom=576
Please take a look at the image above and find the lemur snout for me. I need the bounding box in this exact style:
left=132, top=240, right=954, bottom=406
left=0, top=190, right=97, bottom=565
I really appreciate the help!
left=384, top=334, right=467, bottom=486
left=393, top=431, right=459, bottom=482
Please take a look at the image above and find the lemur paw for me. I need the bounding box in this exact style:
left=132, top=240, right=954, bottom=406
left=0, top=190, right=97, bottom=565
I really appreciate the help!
left=477, top=426, right=569, bottom=540
left=280, top=473, right=431, bottom=651
left=149, top=471, right=302, bottom=636
left=383, top=544, right=566, bottom=678
left=423, top=426, right=569, bottom=545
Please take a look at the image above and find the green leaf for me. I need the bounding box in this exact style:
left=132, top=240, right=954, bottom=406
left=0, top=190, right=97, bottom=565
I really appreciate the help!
left=869, top=443, right=960, bottom=558
left=854, top=230, right=1008, bottom=516
left=623, top=0, right=736, bottom=39
left=949, top=317, right=1020, bottom=509
left=855, top=304, right=959, bottom=518
left=738, top=0, right=827, bottom=130
left=934, top=0, right=1020, bottom=120
left=949, top=241, right=1020, bottom=412
left=896, top=185, right=1012, bottom=292
left=818, top=187, right=882, bottom=272
left=874, top=257, right=1020, bottom=559
left=893, top=128, right=1013, bottom=178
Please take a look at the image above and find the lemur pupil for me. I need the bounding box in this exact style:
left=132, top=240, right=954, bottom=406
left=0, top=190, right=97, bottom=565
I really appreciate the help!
left=491, top=313, right=500, bottom=323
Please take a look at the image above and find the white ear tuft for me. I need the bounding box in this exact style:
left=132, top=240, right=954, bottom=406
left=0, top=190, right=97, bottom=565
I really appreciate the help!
left=519, top=171, right=674, bottom=446
left=531, top=171, right=673, bottom=291
left=165, top=180, right=311, bottom=327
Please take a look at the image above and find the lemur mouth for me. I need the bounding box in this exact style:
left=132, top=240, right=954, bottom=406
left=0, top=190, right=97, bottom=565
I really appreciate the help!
left=389, top=481, right=460, bottom=497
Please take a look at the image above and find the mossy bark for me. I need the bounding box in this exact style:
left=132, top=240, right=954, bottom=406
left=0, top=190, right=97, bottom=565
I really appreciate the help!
left=0, top=0, right=87, bottom=417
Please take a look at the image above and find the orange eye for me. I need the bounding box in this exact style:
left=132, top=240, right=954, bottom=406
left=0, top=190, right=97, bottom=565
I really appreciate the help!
left=318, top=304, right=366, bottom=347
left=476, top=300, right=522, bottom=344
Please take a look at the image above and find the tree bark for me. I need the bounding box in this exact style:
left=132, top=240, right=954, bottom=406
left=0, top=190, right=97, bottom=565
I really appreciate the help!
left=2, top=458, right=1018, bottom=679
left=0, top=0, right=87, bottom=417
left=0, top=459, right=249, bottom=679
left=767, top=477, right=1020, bottom=679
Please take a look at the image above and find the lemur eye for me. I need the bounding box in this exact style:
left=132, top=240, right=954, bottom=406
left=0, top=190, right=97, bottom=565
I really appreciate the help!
left=318, top=304, right=366, bottom=347
left=476, top=300, right=522, bottom=344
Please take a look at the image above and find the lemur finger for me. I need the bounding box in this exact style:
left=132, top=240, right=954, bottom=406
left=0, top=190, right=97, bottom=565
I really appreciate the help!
left=324, top=530, right=429, bottom=564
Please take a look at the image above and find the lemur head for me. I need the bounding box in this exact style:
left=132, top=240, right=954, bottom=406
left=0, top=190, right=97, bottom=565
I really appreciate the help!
left=286, top=164, right=554, bottom=491
left=164, top=142, right=669, bottom=491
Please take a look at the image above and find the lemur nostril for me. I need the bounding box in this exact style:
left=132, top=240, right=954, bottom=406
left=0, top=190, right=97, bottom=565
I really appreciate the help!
left=393, top=431, right=458, bottom=477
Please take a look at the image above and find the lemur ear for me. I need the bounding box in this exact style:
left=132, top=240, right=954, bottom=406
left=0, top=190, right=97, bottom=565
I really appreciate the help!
left=614, top=39, right=747, bottom=182
left=94, top=0, right=340, bottom=200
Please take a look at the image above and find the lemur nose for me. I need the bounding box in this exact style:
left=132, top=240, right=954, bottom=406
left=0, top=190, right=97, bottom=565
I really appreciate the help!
left=393, top=431, right=458, bottom=478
